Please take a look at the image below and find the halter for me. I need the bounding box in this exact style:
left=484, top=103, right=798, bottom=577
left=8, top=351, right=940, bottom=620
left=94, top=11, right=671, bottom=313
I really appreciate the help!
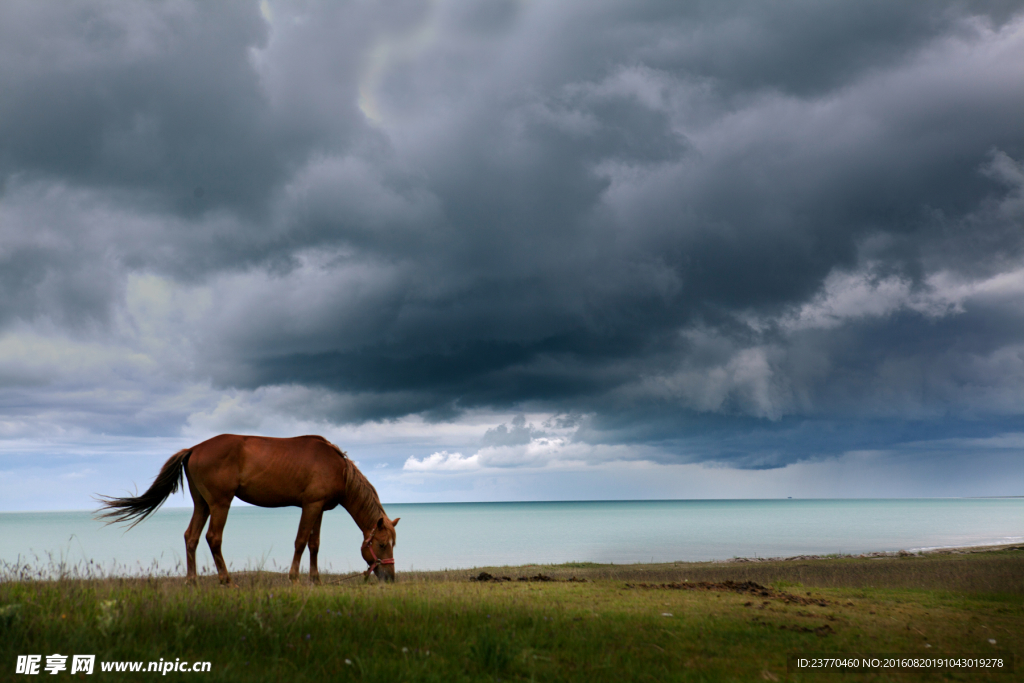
left=362, top=532, right=395, bottom=577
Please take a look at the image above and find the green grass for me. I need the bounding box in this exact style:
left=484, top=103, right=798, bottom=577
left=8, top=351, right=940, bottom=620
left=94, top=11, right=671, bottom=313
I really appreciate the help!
left=2, top=550, right=1022, bottom=681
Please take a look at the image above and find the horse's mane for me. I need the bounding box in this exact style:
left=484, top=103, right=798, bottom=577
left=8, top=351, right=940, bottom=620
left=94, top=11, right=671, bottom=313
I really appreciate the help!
left=330, top=443, right=395, bottom=543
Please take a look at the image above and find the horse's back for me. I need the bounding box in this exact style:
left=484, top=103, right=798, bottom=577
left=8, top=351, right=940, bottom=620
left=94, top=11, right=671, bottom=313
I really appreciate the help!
left=189, top=434, right=337, bottom=460
left=187, top=434, right=347, bottom=507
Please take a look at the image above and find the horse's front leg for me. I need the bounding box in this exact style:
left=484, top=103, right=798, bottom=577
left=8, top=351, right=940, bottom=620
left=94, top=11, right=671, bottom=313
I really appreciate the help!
left=307, top=509, right=325, bottom=585
left=290, top=503, right=323, bottom=583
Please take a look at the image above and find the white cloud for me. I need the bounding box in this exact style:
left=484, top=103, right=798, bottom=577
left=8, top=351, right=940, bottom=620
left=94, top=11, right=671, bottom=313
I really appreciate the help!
left=784, top=267, right=959, bottom=331
left=781, top=260, right=1024, bottom=333
left=387, top=436, right=1024, bottom=502
left=403, top=434, right=658, bottom=473
left=404, top=450, right=479, bottom=471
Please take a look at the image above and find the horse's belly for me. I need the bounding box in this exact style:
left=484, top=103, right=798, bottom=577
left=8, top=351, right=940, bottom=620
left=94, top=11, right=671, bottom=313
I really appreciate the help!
left=234, top=488, right=295, bottom=508
left=234, top=474, right=328, bottom=507
left=234, top=476, right=305, bottom=507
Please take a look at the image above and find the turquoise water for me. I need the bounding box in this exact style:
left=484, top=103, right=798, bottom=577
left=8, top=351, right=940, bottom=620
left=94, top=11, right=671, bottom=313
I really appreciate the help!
left=1, top=499, right=1021, bottom=577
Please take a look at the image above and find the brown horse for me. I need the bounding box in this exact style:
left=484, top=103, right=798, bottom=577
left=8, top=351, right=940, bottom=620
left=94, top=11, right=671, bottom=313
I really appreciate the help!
left=96, top=434, right=399, bottom=585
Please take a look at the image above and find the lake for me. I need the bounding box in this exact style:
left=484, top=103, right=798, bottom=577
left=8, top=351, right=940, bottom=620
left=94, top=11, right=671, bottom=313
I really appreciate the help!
left=1, top=498, right=1022, bottom=577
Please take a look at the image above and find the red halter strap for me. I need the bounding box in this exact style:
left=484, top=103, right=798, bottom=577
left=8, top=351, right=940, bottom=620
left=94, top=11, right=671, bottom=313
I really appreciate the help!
left=362, top=533, right=395, bottom=577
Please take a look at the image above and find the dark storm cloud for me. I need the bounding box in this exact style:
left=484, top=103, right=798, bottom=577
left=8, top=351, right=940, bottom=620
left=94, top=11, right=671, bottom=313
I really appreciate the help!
left=2, top=0, right=1024, bottom=466
left=625, top=0, right=1022, bottom=96
left=0, top=1, right=280, bottom=214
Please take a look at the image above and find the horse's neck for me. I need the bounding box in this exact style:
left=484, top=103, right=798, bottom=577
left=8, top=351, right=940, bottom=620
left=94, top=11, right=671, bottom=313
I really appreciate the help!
left=344, top=501, right=381, bottom=533
left=341, top=460, right=384, bottom=532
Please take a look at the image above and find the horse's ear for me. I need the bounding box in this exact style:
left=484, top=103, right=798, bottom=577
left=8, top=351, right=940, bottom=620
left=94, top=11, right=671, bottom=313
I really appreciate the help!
left=376, top=516, right=385, bottom=530
left=391, top=517, right=400, bottom=527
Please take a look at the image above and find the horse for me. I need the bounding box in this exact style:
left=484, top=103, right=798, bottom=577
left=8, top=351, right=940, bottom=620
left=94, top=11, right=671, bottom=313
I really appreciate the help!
left=96, top=434, right=399, bottom=585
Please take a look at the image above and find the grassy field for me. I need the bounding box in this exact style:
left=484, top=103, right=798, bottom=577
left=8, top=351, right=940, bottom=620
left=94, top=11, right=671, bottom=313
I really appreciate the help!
left=2, top=548, right=1022, bottom=682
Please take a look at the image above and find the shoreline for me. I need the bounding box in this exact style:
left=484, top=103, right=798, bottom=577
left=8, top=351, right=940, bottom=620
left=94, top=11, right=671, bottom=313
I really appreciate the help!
left=2, top=543, right=1022, bottom=591
left=720, top=542, right=1024, bottom=564
left=2, top=542, right=1021, bottom=583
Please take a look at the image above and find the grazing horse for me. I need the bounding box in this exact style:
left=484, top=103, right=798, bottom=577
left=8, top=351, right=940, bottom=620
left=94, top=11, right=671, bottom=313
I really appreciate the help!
left=96, top=434, right=399, bottom=585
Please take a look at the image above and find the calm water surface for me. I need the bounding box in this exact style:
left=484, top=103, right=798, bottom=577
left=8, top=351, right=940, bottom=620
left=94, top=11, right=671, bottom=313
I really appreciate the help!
left=1, top=499, right=1021, bottom=576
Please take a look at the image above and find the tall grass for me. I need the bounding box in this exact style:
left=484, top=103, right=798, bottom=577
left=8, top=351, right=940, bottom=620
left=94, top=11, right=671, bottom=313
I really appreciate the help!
left=2, top=550, right=1021, bottom=681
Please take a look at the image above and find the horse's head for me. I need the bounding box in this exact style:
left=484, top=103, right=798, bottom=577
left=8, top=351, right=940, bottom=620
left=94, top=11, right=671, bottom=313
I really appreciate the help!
left=361, top=515, right=400, bottom=582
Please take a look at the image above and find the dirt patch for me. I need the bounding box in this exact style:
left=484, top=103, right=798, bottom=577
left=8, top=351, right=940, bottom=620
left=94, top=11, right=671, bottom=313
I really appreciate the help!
left=469, top=572, right=588, bottom=583
left=625, top=580, right=832, bottom=606
left=470, top=572, right=512, bottom=582
left=779, top=623, right=835, bottom=636
left=751, top=616, right=837, bottom=637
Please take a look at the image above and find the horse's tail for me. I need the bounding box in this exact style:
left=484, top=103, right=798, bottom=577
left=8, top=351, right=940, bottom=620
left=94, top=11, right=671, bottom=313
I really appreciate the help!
left=95, top=448, right=192, bottom=529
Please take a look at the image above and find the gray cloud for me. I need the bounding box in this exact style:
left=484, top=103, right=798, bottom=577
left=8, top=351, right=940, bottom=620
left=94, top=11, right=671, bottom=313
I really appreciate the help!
left=482, top=415, right=539, bottom=447
left=1, top=0, right=1024, bottom=470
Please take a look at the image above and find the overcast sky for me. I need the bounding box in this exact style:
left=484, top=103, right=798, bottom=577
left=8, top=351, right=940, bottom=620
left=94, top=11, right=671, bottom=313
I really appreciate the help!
left=2, top=0, right=1023, bottom=511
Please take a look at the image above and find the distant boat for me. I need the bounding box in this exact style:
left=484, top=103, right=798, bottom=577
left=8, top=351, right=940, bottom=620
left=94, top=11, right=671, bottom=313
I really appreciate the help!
left=787, top=497, right=792, bottom=499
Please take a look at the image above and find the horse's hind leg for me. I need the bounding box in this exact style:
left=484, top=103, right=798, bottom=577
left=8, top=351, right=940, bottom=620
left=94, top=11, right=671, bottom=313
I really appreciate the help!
left=289, top=502, right=324, bottom=584
left=205, top=501, right=233, bottom=585
left=183, top=482, right=210, bottom=586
